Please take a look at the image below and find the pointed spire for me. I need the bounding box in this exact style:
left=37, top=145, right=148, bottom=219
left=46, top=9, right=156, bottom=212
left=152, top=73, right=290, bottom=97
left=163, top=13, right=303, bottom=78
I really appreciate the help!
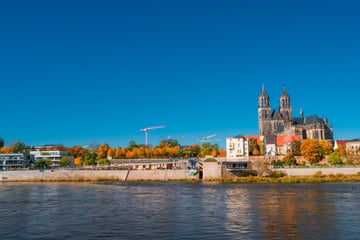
left=281, top=84, right=288, bottom=96
left=260, top=84, right=268, bottom=96
left=300, top=107, right=304, bottom=118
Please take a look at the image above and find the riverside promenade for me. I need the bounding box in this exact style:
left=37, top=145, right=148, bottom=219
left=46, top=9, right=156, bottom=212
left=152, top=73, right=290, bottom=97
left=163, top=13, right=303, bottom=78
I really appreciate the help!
left=0, top=169, right=198, bottom=182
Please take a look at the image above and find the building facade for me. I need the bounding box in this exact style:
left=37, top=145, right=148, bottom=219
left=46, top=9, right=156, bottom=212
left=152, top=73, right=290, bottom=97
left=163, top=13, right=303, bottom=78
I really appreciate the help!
left=29, top=150, right=74, bottom=167
left=345, top=140, right=360, bottom=155
left=258, top=85, right=333, bottom=141
left=0, top=154, right=34, bottom=170
left=226, top=136, right=249, bottom=160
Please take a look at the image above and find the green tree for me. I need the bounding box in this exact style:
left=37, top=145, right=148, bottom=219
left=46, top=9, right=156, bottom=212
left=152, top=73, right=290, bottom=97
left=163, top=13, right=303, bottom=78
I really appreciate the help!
left=127, top=141, right=138, bottom=151
left=282, top=152, right=297, bottom=166
left=300, top=139, right=324, bottom=165
left=11, top=141, right=26, bottom=153
left=97, top=158, right=110, bottom=165
left=83, top=152, right=97, bottom=166
left=59, top=157, right=71, bottom=167
left=165, top=139, right=180, bottom=147
left=328, top=151, right=342, bottom=165
left=34, top=160, right=52, bottom=169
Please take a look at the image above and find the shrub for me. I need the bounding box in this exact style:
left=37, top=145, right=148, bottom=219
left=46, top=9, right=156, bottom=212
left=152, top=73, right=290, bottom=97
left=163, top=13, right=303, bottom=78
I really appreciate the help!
left=269, top=171, right=287, bottom=178
left=204, top=158, right=217, bottom=162
left=313, top=171, right=323, bottom=178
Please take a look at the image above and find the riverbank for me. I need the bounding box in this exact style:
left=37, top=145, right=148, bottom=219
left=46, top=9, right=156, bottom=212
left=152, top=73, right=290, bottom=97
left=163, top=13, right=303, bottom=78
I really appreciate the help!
left=0, top=169, right=198, bottom=182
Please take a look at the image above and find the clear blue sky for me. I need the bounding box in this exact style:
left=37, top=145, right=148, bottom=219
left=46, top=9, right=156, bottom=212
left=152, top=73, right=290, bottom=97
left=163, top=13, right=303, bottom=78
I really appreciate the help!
left=1, top=0, right=359, bottom=148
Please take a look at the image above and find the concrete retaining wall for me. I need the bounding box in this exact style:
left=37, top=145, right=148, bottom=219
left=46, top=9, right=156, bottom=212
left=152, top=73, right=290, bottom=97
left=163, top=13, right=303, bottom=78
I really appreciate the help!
left=275, top=167, right=360, bottom=176
left=0, top=169, right=197, bottom=182
left=203, top=162, right=222, bottom=180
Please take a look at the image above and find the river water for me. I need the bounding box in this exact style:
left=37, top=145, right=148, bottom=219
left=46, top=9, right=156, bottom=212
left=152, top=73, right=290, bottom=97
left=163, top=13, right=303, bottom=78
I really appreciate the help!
left=0, top=182, right=359, bottom=239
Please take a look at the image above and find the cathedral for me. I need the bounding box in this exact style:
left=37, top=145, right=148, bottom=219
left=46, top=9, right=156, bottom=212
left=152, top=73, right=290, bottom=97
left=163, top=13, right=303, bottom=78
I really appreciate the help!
left=258, top=85, right=333, bottom=141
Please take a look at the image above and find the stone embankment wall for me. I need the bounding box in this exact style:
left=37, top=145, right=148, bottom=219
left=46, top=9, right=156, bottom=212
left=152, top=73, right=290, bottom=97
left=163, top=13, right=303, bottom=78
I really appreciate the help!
left=275, top=167, right=360, bottom=176
left=0, top=169, right=197, bottom=182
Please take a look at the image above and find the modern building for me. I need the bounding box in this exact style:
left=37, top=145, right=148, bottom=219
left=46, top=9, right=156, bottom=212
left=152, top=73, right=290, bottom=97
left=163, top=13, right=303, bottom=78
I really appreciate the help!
left=226, top=136, right=249, bottom=160
left=29, top=150, right=74, bottom=167
left=258, top=85, right=333, bottom=142
left=0, top=154, right=34, bottom=170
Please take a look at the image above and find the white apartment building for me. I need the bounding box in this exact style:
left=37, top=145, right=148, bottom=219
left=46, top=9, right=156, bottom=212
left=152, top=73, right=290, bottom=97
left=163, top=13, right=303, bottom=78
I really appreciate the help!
left=29, top=150, right=74, bottom=167
left=226, top=136, right=249, bottom=160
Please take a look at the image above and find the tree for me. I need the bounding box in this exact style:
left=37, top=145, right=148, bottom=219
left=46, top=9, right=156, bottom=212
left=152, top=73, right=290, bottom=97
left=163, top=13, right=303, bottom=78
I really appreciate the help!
left=115, top=148, right=127, bottom=158
left=59, top=157, right=71, bottom=167
left=165, top=139, right=180, bottom=147
left=67, top=145, right=87, bottom=158
left=97, top=143, right=110, bottom=159
left=74, top=157, right=82, bottom=166
left=107, top=148, right=116, bottom=159
left=0, top=147, right=12, bottom=153
left=97, top=158, right=110, bottom=166
left=83, top=152, right=97, bottom=166
left=11, top=141, right=26, bottom=153
left=34, top=160, right=52, bottom=169
left=290, top=140, right=301, bottom=156
left=282, top=152, right=297, bottom=166
left=127, top=141, right=138, bottom=151
left=251, top=159, right=271, bottom=176
left=328, top=151, right=342, bottom=166
left=218, top=149, right=226, bottom=157
left=300, top=139, right=324, bottom=165
left=249, top=138, right=260, bottom=156
left=337, top=144, right=346, bottom=157
left=319, top=140, right=333, bottom=155
left=0, top=137, right=4, bottom=148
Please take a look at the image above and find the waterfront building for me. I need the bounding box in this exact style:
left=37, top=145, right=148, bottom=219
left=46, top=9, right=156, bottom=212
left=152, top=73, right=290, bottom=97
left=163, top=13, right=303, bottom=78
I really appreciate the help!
left=345, top=139, right=360, bottom=155
left=226, top=136, right=249, bottom=160
left=258, top=85, right=333, bottom=142
left=0, top=153, right=34, bottom=170
left=226, top=135, right=300, bottom=158
left=29, top=150, right=74, bottom=167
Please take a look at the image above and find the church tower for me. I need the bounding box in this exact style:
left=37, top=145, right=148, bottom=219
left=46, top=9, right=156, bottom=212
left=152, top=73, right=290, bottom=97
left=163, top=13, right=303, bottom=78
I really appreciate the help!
left=258, top=85, right=272, bottom=135
left=279, top=85, right=292, bottom=121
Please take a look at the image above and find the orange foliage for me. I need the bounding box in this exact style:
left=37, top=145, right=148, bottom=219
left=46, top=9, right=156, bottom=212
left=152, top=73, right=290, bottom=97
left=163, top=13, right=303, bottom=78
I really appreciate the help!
left=0, top=147, right=12, bottom=153
left=218, top=150, right=226, bottom=157
left=126, top=151, right=135, bottom=159
left=74, top=157, right=82, bottom=166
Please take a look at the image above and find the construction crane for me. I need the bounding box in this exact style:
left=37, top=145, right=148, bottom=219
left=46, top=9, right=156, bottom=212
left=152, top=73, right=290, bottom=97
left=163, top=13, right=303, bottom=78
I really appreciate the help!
left=140, top=126, right=166, bottom=147
left=200, top=134, right=217, bottom=142
left=160, top=136, right=186, bottom=140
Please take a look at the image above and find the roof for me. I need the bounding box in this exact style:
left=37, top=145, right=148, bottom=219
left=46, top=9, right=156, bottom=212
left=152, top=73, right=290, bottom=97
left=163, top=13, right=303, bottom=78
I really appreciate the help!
left=271, top=109, right=282, bottom=120
left=276, top=135, right=300, bottom=146
left=233, top=135, right=245, bottom=138
left=335, top=140, right=351, bottom=146
left=304, top=115, right=325, bottom=124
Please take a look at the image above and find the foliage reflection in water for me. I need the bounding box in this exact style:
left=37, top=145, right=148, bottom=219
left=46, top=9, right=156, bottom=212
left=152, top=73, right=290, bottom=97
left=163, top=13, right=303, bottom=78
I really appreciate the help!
left=0, top=182, right=359, bottom=239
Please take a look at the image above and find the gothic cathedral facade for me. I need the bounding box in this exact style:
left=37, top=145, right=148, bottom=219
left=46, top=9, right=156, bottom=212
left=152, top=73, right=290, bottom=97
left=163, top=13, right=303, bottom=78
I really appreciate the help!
left=258, top=85, right=333, bottom=141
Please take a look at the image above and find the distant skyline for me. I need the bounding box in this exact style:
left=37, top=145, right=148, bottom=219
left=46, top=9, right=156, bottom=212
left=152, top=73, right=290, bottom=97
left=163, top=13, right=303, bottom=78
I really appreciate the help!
left=1, top=0, right=359, bottom=148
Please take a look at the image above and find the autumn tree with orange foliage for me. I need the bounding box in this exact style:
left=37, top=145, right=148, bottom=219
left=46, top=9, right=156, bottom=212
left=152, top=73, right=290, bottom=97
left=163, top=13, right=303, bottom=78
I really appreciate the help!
left=300, top=139, right=324, bottom=165
left=319, top=140, right=333, bottom=155
left=218, top=149, right=226, bottom=157
left=0, top=147, right=12, bottom=154
left=97, top=143, right=110, bottom=159
left=73, top=157, right=82, bottom=166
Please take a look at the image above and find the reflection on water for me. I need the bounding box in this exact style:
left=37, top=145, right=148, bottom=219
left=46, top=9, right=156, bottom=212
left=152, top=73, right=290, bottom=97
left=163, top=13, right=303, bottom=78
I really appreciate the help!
left=0, top=182, right=360, bottom=239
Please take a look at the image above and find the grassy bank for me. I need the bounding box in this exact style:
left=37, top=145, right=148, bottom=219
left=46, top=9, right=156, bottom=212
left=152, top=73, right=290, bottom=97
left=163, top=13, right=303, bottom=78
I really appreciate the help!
left=215, top=173, right=360, bottom=183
